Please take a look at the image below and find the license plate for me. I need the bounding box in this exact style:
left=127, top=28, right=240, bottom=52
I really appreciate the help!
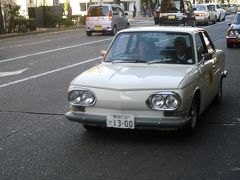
left=196, top=17, right=204, bottom=20
left=106, top=114, right=135, bottom=129
left=168, top=15, right=176, bottom=20
left=95, top=26, right=102, bottom=30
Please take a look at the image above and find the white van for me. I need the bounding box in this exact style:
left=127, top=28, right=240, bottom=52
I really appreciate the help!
left=85, top=4, right=130, bottom=36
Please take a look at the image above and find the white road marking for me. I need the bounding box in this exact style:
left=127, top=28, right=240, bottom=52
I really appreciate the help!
left=0, top=57, right=101, bottom=88
left=0, top=68, right=28, bottom=77
left=0, top=38, right=113, bottom=64
left=0, top=40, right=53, bottom=50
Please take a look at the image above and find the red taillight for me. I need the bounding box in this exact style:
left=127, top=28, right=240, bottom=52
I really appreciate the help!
left=109, top=10, right=112, bottom=20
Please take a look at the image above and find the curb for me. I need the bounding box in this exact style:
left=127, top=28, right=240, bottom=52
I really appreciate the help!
left=0, top=25, right=84, bottom=40
left=0, top=16, right=153, bottom=40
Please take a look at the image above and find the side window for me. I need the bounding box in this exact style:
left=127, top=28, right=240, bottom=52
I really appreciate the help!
left=112, top=6, right=118, bottom=15
left=194, top=32, right=207, bottom=62
left=118, top=7, right=124, bottom=16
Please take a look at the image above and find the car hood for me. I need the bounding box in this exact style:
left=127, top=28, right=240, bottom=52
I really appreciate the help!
left=71, top=63, right=194, bottom=90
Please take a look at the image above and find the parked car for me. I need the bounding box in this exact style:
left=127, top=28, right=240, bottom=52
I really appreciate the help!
left=208, top=3, right=226, bottom=21
left=85, top=4, right=130, bottom=36
left=228, top=4, right=238, bottom=14
left=194, top=4, right=216, bottom=25
left=226, top=12, right=240, bottom=48
left=65, top=26, right=227, bottom=135
left=159, top=0, right=195, bottom=26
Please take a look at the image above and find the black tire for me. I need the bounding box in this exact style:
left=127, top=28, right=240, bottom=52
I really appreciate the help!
left=182, top=97, right=198, bottom=136
left=213, top=79, right=222, bottom=104
left=205, top=18, right=209, bottom=26
left=154, top=18, right=159, bottom=25
left=111, top=26, right=116, bottom=36
left=222, top=15, right=226, bottom=21
left=86, top=31, right=92, bottom=37
left=191, top=20, right=196, bottom=27
left=212, top=18, right=216, bottom=24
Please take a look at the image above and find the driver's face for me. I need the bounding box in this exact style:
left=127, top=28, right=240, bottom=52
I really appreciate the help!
left=175, top=42, right=186, bottom=56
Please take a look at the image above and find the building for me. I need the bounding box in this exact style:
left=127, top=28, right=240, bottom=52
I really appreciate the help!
left=2, top=0, right=239, bottom=19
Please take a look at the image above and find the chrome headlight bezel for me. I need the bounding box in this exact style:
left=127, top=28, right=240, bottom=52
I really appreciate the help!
left=146, top=92, right=181, bottom=111
left=67, top=89, right=96, bottom=107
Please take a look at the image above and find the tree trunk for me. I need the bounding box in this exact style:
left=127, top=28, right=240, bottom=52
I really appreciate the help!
left=0, top=1, right=5, bottom=34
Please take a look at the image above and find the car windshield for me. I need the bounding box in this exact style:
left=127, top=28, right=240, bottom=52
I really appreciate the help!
left=209, top=5, right=216, bottom=10
left=233, top=14, right=240, bottom=24
left=88, top=6, right=109, bottom=16
left=195, top=5, right=207, bottom=11
left=104, top=31, right=195, bottom=65
left=161, top=0, right=182, bottom=12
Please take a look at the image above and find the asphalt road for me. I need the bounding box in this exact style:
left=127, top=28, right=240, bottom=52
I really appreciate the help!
left=0, top=16, right=240, bottom=180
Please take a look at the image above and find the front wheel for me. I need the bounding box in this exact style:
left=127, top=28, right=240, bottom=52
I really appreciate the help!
left=86, top=31, right=92, bottom=37
left=182, top=98, right=198, bottom=136
left=213, top=79, right=222, bottom=104
left=111, top=26, right=116, bottom=36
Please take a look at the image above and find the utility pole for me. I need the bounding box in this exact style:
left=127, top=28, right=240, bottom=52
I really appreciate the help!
left=0, top=0, right=5, bottom=34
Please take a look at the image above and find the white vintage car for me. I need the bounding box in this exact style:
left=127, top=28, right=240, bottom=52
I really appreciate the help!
left=65, top=27, right=227, bottom=135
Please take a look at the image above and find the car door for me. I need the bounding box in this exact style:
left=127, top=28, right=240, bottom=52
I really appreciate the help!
left=194, top=31, right=216, bottom=110
left=117, top=6, right=125, bottom=30
left=111, top=6, right=119, bottom=30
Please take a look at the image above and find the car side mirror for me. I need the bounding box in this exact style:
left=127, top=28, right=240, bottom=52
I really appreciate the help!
left=101, top=50, right=107, bottom=58
left=202, top=52, right=212, bottom=61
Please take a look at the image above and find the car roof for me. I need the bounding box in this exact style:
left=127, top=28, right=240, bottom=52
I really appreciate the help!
left=119, top=26, right=204, bottom=34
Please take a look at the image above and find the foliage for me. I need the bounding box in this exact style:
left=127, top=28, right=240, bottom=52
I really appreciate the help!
left=2, top=2, right=21, bottom=33
left=15, top=17, right=36, bottom=32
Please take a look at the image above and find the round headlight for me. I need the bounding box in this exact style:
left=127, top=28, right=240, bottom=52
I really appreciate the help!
left=151, top=95, right=164, bottom=108
left=147, top=92, right=180, bottom=111
left=68, top=90, right=81, bottom=104
left=82, top=93, right=95, bottom=105
left=68, top=90, right=96, bottom=106
left=165, top=94, right=179, bottom=109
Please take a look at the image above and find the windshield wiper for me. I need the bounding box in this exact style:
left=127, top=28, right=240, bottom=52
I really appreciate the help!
left=111, top=59, right=147, bottom=64
left=147, top=59, right=173, bottom=64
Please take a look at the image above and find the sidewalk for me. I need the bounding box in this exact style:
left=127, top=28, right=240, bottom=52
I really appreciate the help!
left=0, top=25, right=84, bottom=40
left=0, top=15, right=152, bottom=40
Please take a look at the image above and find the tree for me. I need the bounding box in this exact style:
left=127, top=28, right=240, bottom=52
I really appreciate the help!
left=0, top=1, right=5, bottom=34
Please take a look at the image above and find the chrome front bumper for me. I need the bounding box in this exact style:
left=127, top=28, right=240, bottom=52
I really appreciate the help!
left=65, top=111, right=191, bottom=129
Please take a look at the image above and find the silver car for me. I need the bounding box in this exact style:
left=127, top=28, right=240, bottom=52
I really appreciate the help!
left=65, top=27, right=227, bottom=135
left=85, top=4, right=130, bottom=36
left=209, top=3, right=226, bottom=22
left=194, top=4, right=216, bottom=25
